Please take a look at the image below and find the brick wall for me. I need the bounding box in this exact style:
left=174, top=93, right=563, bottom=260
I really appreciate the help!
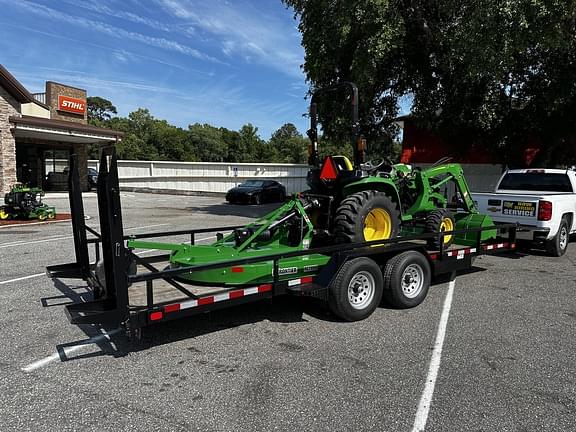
left=0, top=86, right=19, bottom=193
left=46, top=81, right=87, bottom=124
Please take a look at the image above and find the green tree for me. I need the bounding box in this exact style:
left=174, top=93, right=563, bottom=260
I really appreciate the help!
left=284, top=0, right=576, bottom=166
left=270, top=123, right=308, bottom=163
left=87, top=96, right=117, bottom=123
left=188, top=123, right=228, bottom=162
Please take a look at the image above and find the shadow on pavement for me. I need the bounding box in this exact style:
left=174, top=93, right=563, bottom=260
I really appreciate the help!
left=185, top=202, right=283, bottom=218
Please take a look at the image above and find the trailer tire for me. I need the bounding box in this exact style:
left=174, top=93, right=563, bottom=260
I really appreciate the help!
left=382, top=251, right=431, bottom=309
left=328, top=257, right=383, bottom=321
left=334, top=190, right=400, bottom=243
left=546, top=218, right=569, bottom=257
left=425, top=209, right=455, bottom=249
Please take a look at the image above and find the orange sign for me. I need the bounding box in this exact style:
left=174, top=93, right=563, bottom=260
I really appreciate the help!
left=57, top=95, right=86, bottom=114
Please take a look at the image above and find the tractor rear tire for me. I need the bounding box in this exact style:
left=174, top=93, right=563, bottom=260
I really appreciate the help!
left=334, top=191, right=400, bottom=243
left=425, top=209, right=456, bottom=250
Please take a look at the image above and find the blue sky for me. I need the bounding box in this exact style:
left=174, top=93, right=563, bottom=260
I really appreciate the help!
left=0, top=0, right=312, bottom=138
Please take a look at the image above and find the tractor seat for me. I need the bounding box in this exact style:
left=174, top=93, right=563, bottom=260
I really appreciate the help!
left=332, top=156, right=353, bottom=173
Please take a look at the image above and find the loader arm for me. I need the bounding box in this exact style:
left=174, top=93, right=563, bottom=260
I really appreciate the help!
left=406, top=163, right=478, bottom=215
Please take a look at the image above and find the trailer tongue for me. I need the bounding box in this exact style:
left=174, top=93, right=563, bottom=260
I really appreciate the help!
left=47, top=147, right=517, bottom=340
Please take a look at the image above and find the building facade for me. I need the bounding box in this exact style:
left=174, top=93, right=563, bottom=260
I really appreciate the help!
left=0, top=64, right=122, bottom=193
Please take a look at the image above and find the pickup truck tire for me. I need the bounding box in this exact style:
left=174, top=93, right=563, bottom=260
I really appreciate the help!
left=334, top=191, right=400, bottom=243
left=328, top=257, right=383, bottom=321
left=546, top=218, right=569, bottom=257
left=425, top=209, right=456, bottom=249
left=382, top=250, right=431, bottom=309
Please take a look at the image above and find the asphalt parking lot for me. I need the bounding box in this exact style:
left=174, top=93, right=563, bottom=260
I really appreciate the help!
left=1, top=192, right=575, bottom=432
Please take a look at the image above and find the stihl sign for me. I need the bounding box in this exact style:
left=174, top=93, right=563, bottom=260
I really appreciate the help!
left=57, top=95, right=86, bottom=115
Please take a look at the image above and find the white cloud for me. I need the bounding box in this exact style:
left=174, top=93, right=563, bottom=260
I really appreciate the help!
left=2, top=0, right=217, bottom=62
left=156, top=0, right=304, bottom=77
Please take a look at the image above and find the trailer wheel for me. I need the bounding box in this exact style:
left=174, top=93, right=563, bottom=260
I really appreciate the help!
left=334, top=191, right=400, bottom=243
left=328, top=257, right=383, bottom=321
left=546, top=218, right=569, bottom=257
left=425, top=209, right=455, bottom=249
left=382, top=251, right=431, bottom=309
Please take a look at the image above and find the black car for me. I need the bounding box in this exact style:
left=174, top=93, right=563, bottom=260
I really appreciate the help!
left=87, top=168, right=98, bottom=190
left=226, top=180, right=286, bottom=204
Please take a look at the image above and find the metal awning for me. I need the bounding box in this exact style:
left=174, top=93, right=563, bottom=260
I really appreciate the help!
left=9, top=115, right=122, bottom=144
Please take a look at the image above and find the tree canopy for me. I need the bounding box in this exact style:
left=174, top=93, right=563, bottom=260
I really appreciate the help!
left=283, top=0, right=576, bottom=165
left=87, top=96, right=117, bottom=122
left=86, top=97, right=306, bottom=164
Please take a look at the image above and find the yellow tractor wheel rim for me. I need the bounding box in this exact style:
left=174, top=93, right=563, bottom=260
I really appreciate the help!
left=0, top=210, right=8, bottom=220
left=440, top=217, right=454, bottom=244
left=363, top=208, right=392, bottom=241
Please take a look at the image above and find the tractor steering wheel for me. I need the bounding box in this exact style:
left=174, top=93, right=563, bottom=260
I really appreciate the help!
left=361, top=157, right=393, bottom=173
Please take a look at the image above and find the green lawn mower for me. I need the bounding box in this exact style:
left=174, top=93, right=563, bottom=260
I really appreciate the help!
left=0, top=184, right=56, bottom=221
left=126, top=82, right=495, bottom=288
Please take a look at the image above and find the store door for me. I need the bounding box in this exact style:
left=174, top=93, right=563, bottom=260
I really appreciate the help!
left=15, top=145, right=39, bottom=187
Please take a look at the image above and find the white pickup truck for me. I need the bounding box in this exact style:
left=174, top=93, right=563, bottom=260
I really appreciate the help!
left=472, top=168, right=576, bottom=256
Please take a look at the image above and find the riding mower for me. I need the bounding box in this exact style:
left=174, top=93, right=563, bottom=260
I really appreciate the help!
left=127, top=82, right=495, bottom=286
left=0, top=184, right=56, bottom=221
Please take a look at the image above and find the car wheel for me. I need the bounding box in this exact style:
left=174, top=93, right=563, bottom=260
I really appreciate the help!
left=546, top=218, right=569, bottom=257
left=253, top=194, right=262, bottom=205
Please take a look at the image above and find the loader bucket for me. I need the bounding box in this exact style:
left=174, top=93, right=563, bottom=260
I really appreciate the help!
left=454, top=213, right=497, bottom=247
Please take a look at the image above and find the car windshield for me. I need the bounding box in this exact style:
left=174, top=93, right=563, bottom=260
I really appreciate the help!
left=498, top=173, right=573, bottom=192
left=239, top=180, right=264, bottom=187
left=88, top=168, right=98, bottom=175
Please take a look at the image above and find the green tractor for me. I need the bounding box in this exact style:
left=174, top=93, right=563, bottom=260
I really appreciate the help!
left=303, top=82, right=495, bottom=249
left=127, top=82, right=495, bottom=288
left=0, top=183, right=56, bottom=221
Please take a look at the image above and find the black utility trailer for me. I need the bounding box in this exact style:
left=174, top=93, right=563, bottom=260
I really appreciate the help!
left=47, top=149, right=517, bottom=340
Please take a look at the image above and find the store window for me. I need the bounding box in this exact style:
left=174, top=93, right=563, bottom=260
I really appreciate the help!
left=44, top=148, right=71, bottom=190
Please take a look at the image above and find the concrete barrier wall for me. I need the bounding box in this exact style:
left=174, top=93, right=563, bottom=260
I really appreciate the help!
left=87, top=159, right=310, bottom=194
left=52, top=159, right=503, bottom=195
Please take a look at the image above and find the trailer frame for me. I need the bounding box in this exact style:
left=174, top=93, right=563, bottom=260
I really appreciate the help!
left=47, top=147, right=518, bottom=339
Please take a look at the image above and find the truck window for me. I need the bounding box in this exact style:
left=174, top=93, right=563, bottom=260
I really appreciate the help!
left=498, top=173, right=573, bottom=192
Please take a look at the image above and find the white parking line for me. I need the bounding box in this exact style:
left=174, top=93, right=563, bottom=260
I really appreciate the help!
left=412, top=273, right=456, bottom=432
left=0, top=223, right=170, bottom=249
left=0, top=273, right=45, bottom=285
left=22, top=329, right=121, bottom=372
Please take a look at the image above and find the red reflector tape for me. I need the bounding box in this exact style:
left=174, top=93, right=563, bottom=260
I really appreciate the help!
left=198, top=296, right=214, bottom=306
left=149, top=311, right=163, bottom=321
left=231, top=266, right=244, bottom=273
left=258, top=284, right=272, bottom=293
left=301, top=276, right=313, bottom=283
left=229, top=289, right=244, bottom=299
left=164, top=303, right=180, bottom=313
left=429, top=254, right=438, bottom=261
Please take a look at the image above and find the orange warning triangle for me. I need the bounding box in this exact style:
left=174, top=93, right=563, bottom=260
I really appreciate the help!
left=320, top=156, right=338, bottom=181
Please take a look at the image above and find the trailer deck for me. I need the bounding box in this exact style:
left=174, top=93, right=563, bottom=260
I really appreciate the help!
left=47, top=148, right=517, bottom=339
